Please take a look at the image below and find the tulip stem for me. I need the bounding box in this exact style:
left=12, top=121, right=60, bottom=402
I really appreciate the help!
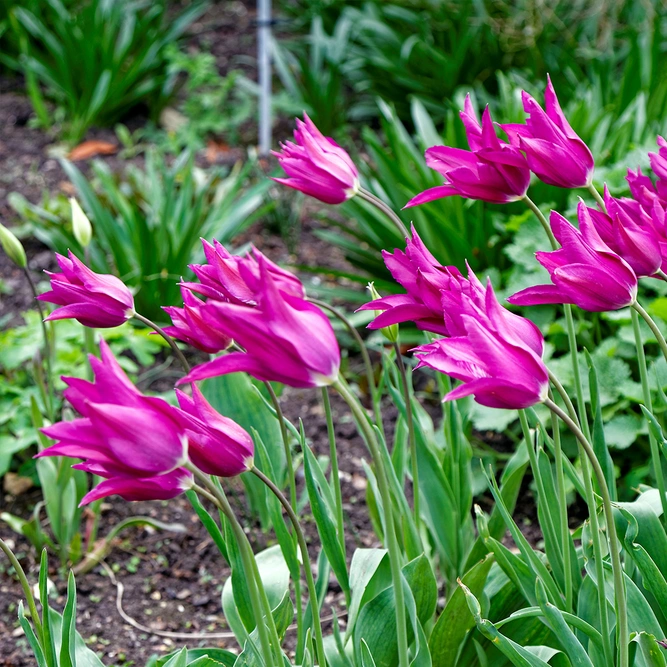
left=251, top=466, right=328, bottom=667
left=333, top=377, right=410, bottom=667
left=632, top=301, right=667, bottom=365
left=522, top=195, right=557, bottom=250
left=133, top=313, right=191, bottom=374
left=322, top=387, right=346, bottom=558
left=309, top=298, right=383, bottom=433
left=587, top=184, right=606, bottom=211
left=0, top=537, right=43, bottom=642
left=191, top=474, right=281, bottom=667
left=657, top=269, right=667, bottom=282
left=24, top=267, right=55, bottom=421
left=359, top=187, right=410, bottom=239
left=544, top=398, right=628, bottom=667
left=393, top=342, right=420, bottom=528
left=631, top=308, right=667, bottom=524
left=263, top=380, right=306, bottom=656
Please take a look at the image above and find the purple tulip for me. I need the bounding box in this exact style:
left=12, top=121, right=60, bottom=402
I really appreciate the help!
left=413, top=279, right=549, bottom=410
left=502, top=76, right=594, bottom=189
left=508, top=204, right=638, bottom=312
left=37, top=251, right=134, bottom=328
left=627, top=137, right=667, bottom=209
left=163, top=287, right=232, bottom=354
left=37, top=340, right=192, bottom=505
left=179, top=256, right=340, bottom=388
left=176, top=385, right=254, bottom=477
left=273, top=113, right=360, bottom=204
left=586, top=186, right=662, bottom=277
left=405, top=96, right=530, bottom=207
left=183, top=239, right=305, bottom=305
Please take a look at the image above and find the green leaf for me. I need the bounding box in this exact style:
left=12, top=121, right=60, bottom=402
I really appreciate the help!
left=634, top=632, right=667, bottom=667
left=346, top=548, right=389, bottom=638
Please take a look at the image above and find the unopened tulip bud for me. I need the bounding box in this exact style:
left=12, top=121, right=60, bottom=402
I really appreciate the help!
left=0, top=223, right=27, bottom=268
left=367, top=282, right=398, bottom=342
left=70, top=198, right=92, bottom=248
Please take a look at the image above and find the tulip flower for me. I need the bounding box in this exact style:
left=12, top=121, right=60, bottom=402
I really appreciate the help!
left=163, top=287, right=232, bottom=354
left=627, top=137, right=667, bottom=209
left=179, top=256, right=340, bottom=388
left=176, top=385, right=254, bottom=477
left=586, top=187, right=662, bottom=277
left=358, top=226, right=463, bottom=335
left=413, top=279, right=549, bottom=410
left=183, top=238, right=305, bottom=305
left=405, top=96, right=530, bottom=207
left=37, top=340, right=192, bottom=505
left=508, top=204, right=638, bottom=312
left=502, top=76, right=594, bottom=189
left=38, top=251, right=134, bottom=328
left=273, top=113, right=360, bottom=204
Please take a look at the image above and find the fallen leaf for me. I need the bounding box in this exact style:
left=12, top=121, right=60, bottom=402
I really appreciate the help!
left=3, top=472, right=33, bottom=496
left=68, top=140, right=118, bottom=161
left=206, top=139, right=230, bottom=164
left=59, top=181, right=76, bottom=196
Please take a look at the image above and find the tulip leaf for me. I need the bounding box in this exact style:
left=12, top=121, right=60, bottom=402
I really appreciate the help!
left=17, top=602, right=46, bottom=667
left=153, top=649, right=237, bottom=667
left=347, top=548, right=389, bottom=638
left=186, top=490, right=229, bottom=563
left=634, top=632, right=667, bottom=667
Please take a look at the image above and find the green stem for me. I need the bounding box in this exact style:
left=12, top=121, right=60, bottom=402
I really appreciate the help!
left=191, top=474, right=280, bottom=667
left=133, top=312, right=190, bottom=373
left=564, top=305, right=591, bottom=441
left=631, top=308, right=667, bottom=523
left=545, top=399, right=628, bottom=667
left=333, top=377, right=410, bottom=667
left=550, top=398, right=573, bottom=612
left=25, top=267, right=55, bottom=421
left=358, top=187, right=410, bottom=238
left=322, top=387, right=346, bottom=557
left=523, top=196, right=557, bottom=249
left=309, top=298, right=383, bottom=433
left=632, top=301, right=667, bottom=365
left=393, top=343, right=420, bottom=528
left=251, top=467, right=328, bottom=667
left=587, top=183, right=606, bottom=211
left=0, top=538, right=43, bottom=641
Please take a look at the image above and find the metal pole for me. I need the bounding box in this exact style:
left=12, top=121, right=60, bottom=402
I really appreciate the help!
left=258, top=0, right=272, bottom=155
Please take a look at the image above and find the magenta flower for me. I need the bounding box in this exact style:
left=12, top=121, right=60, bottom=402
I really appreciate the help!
left=37, top=340, right=192, bottom=505
left=405, top=96, right=530, bottom=207
left=627, top=137, right=667, bottom=209
left=163, top=287, right=232, bottom=354
left=183, top=239, right=304, bottom=305
left=586, top=186, right=662, bottom=277
left=502, top=76, right=594, bottom=189
left=508, top=204, right=638, bottom=312
left=272, top=113, right=359, bottom=204
left=37, top=251, right=134, bottom=328
left=179, top=256, right=340, bottom=388
left=176, top=385, right=254, bottom=477
left=413, top=280, right=549, bottom=410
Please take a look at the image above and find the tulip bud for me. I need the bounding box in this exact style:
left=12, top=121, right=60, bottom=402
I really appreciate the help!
left=0, top=223, right=27, bottom=268
left=70, top=198, right=92, bottom=248
left=367, top=282, right=398, bottom=342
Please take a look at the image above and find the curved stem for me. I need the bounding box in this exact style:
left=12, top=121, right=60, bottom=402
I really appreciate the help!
left=545, top=398, right=628, bottom=667
left=657, top=269, right=667, bottom=282
left=133, top=312, right=190, bottom=373
left=393, top=343, right=420, bottom=527
left=333, top=377, right=410, bottom=667
left=587, top=184, right=606, bottom=211
left=547, top=370, right=578, bottom=423
left=309, top=297, right=383, bottom=432
left=631, top=308, right=667, bottom=523
left=632, top=301, right=667, bottom=364
left=25, top=268, right=54, bottom=420
left=251, top=467, right=327, bottom=667
left=358, top=187, right=410, bottom=238
left=190, top=474, right=280, bottom=667
left=322, top=387, right=346, bottom=556
left=523, top=196, right=557, bottom=250
left=0, top=537, right=43, bottom=641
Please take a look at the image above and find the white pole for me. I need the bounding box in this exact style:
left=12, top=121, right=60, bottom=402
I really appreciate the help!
left=258, top=0, right=272, bottom=155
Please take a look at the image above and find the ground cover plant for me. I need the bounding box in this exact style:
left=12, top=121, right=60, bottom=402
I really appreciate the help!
left=4, top=70, right=667, bottom=667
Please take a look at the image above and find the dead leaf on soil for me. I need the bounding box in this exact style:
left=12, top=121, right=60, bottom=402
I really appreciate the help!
left=59, top=180, right=77, bottom=196
left=68, top=140, right=118, bottom=161
left=206, top=139, right=230, bottom=164
left=3, top=472, right=33, bottom=496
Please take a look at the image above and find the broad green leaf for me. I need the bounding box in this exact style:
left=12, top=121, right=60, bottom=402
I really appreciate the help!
left=634, top=632, right=667, bottom=667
